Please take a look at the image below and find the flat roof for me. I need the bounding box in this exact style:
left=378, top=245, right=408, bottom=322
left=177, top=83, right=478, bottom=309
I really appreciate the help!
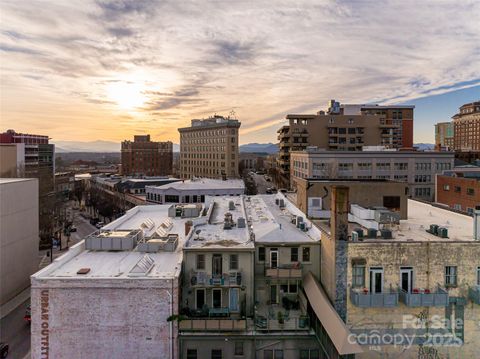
left=34, top=205, right=189, bottom=280
left=315, top=200, right=474, bottom=242
left=148, top=178, right=245, bottom=191
left=246, top=194, right=321, bottom=244
left=185, top=197, right=252, bottom=249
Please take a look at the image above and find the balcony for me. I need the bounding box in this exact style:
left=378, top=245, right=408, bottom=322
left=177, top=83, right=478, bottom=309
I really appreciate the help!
left=265, top=264, right=302, bottom=278
left=179, top=318, right=247, bottom=331
left=255, top=302, right=310, bottom=332
left=469, top=286, right=480, bottom=304
left=190, top=271, right=242, bottom=287
left=399, top=287, right=449, bottom=307
left=350, top=288, right=399, bottom=307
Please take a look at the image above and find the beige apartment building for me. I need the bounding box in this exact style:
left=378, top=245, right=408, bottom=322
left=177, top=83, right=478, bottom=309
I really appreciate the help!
left=290, top=147, right=454, bottom=202
left=434, top=121, right=455, bottom=150
left=179, top=115, right=241, bottom=179
left=277, top=99, right=415, bottom=188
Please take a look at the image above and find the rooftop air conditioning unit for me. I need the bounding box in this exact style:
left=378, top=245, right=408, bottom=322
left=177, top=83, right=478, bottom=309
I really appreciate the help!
left=367, top=228, right=378, bottom=238
left=380, top=229, right=392, bottom=239
left=437, top=227, right=448, bottom=238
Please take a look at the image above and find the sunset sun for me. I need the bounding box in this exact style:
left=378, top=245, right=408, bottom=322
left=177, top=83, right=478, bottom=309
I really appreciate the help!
left=106, top=81, right=147, bottom=110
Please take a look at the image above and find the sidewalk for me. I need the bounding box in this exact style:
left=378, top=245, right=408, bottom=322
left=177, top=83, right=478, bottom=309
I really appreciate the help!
left=0, top=286, right=30, bottom=319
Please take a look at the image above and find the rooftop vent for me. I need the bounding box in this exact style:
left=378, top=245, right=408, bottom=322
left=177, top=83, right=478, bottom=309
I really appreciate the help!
left=229, top=201, right=235, bottom=210
left=237, top=217, right=246, bottom=228
left=140, top=218, right=155, bottom=230
left=224, top=212, right=234, bottom=230
left=367, top=228, right=378, bottom=238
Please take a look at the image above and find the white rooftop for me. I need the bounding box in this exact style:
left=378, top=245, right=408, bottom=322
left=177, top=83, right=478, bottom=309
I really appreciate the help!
left=185, top=196, right=252, bottom=249
left=34, top=205, right=189, bottom=280
left=346, top=200, right=475, bottom=242
left=148, top=178, right=245, bottom=191
left=246, top=194, right=321, bottom=244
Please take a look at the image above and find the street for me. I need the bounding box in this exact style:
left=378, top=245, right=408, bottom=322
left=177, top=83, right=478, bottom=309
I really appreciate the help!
left=0, top=207, right=96, bottom=359
left=250, top=172, right=272, bottom=194
left=0, top=298, right=30, bottom=359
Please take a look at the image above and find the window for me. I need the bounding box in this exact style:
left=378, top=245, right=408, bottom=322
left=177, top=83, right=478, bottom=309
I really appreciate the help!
left=454, top=186, right=461, bottom=193
left=258, top=247, right=265, bottom=261
left=211, top=349, right=222, bottom=359
left=230, top=254, right=239, bottom=270
left=300, top=350, right=320, bottom=359
left=443, top=184, right=450, bottom=191
left=289, top=282, right=298, bottom=293
left=302, top=247, right=310, bottom=262
left=234, top=342, right=244, bottom=356
left=445, top=266, right=457, bottom=287
left=467, top=188, right=475, bottom=196
left=196, top=254, right=205, bottom=270
left=290, top=247, right=299, bottom=262
left=264, top=350, right=284, bottom=359
left=352, top=264, right=365, bottom=288
left=187, top=349, right=197, bottom=359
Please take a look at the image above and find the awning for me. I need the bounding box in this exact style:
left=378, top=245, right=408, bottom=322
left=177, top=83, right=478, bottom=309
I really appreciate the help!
left=303, top=272, right=362, bottom=355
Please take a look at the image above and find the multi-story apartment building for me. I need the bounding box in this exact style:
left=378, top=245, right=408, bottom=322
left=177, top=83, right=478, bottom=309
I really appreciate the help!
left=121, top=134, right=173, bottom=176
left=436, top=167, right=480, bottom=215
left=452, top=100, right=480, bottom=151
left=434, top=121, right=455, bottom=150
left=290, top=147, right=454, bottom=201
left=317, top=185, right=480, bottom=358
left=179, top=115, right=240, bottom=179
left=277, top=100, right=414, bottom=187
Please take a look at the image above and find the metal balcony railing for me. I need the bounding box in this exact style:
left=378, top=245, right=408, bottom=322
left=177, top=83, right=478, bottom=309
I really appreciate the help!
left=179, top=318, right=246, bottom=331
left=469, top=286, right=480, bottom=304
left=350, top=288, right=399, bottom=307
left=399, top=287, right=449, bottom=307
left=190, top=271, right=242, bottom=287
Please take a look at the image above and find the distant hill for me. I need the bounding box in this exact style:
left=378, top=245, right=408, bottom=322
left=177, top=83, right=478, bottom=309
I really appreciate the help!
left=414, top=143, right=435, bottom=150
left=54, top=140, right=119, bottom=153
left=240, top=143, right=278, bottom=154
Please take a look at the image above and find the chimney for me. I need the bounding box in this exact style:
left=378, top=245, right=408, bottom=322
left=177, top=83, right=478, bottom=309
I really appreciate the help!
left=331, top=186, right=349, bottom=241
left=185, top=221, right=193, bottom=236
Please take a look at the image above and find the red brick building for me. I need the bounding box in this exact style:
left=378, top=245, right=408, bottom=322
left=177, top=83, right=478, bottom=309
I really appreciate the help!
left=121, top=135, right=173, bottom=176
left=436, top=172, right=480, bottom=215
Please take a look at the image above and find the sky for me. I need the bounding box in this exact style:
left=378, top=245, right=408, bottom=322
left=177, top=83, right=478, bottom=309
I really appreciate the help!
left=0, top=0, right=479, bottom=146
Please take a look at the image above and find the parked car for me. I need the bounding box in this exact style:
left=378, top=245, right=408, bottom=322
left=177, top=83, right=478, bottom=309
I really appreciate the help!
left=0, top=342, right=9, bottom=358
left=69, top=226, right=77, bottom=232
left=95, top=222, right=104, bottom=229
left=90, top=218, right=100, bottom=225
left=266, top=189, right=273, bottom=194
left=279, top=188, right=288, bottom=194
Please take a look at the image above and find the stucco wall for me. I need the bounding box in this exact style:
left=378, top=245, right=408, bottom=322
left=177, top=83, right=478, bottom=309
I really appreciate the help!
left=31, top=278, right=179, bottom=359
left=0, top=178, right=38, bottom=305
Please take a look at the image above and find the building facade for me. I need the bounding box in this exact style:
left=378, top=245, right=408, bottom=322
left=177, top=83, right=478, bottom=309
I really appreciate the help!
left=277, top=100, right=414, bottom=188
left=452, top=101, right=480, bottom=151
left=146, top=178, right=245, bottom=204
left=290, top=148, right=454, bottom=201
left=436, top=170, right=480, bottom=215
left=121, top=135, right=173, bottom=176
left=314, top=185, right=480, bottom=358
left=0, top=178, right=39, bottom=306
left=434, top=121, right=455, bottom=150
left=179, top=115, right=240, bottom=180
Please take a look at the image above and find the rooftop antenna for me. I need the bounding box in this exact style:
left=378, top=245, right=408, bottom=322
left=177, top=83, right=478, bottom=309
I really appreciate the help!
left=195, top=229, right=201, bottom=240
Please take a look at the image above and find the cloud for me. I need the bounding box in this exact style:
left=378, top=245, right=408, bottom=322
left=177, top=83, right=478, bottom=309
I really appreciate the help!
left=0, top=0, right=479, bottom=144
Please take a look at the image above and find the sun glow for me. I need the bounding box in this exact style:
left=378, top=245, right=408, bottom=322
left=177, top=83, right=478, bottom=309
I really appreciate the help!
left=106, top=81, right=147, bottom=110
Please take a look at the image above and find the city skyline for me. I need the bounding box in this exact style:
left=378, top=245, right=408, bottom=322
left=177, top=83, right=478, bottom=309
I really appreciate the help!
left=1, top=1, right=479, bottom=145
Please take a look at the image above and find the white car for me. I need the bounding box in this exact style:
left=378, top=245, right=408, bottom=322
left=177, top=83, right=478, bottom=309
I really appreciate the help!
left=95, top=222, right=104, bottom=229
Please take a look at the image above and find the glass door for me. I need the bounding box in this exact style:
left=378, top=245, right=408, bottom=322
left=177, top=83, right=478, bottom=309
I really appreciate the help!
left=370, top=267, right=384, bottom=293
left=270, top=249, right=278, bottom=269
left=212, top=254, right=222, bottom=277
left=400, top=267, right=413, bottom=293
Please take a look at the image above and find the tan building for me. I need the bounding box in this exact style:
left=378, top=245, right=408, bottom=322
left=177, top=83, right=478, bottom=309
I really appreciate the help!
left=434, top=121, right=455, bottom=150
left=452, top=100, right=480, bottom=151
left=316, top=185, right=480, bottom=358
left=294, top=178, right=408, bottom=219
left=1, top=178, right=39, bottom=307
left=179, top=115, right=240, bottom=179
left=0, top=143, right=25, bottom=177
left=290, top=147, right=454, bottom=201
left=277, top=100, right=414, bottom=187
left=121, top=134, right=173, bottom=176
